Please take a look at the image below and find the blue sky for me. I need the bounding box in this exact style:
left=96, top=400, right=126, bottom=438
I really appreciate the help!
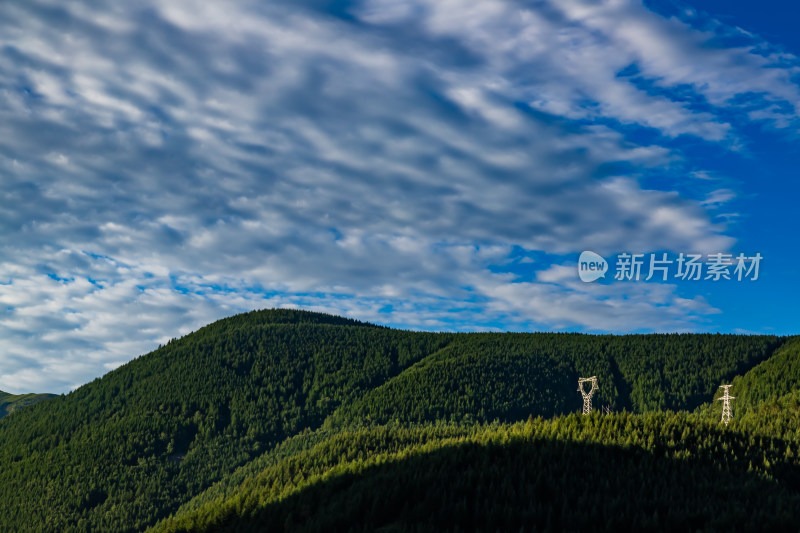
left=1, top=0, right=799, bottom=393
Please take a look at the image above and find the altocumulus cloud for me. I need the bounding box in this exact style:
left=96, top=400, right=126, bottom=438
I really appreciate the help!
left=0, top=0, right=798, bottom=392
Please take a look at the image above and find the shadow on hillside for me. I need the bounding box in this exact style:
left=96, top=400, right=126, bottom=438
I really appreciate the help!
left=190, top=437, right=800, bottom=533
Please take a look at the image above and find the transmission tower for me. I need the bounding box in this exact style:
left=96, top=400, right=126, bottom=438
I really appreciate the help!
left=718, top=384, right=735, bottom=425
left=577, top=376, right=598, bottom=415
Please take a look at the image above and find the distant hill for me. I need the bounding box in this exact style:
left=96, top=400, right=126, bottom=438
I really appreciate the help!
left=0, top=390, right=56, bottom=420
left=0, top=308, right=796, bottom=532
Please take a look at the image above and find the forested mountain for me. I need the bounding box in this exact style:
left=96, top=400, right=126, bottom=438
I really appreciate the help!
left=328, top=332, right=782, bottom=426
left=0, top=309, right=797, bottom=532
left=0, top=310, right=449, bottom=531
left=0, top=390, right=56, bottom=419
left=718, top=337, right=800, bottom=414
left=154, top=414, right=800, bottom=533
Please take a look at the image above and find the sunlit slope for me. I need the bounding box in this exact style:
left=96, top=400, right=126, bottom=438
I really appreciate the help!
left=694, top=336, right=800, bottom=436
left=152, top=414, right=800, bottom=533
left=0, top=390, right=57, bottom=419
left=328, top=333, right=783, bottom=425
left=721, top=336, right=800, bottom=415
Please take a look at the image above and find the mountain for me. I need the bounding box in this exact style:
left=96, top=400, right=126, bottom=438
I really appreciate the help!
left=327, top=332, right=784, bottom=425
left=153, top=414, right=800, bottom=533
left=0, top=390, right=57, bottom=419
left=0, top=309, right=450, bottom=532
left=719, top=336, right=800, bottom=415
left=0, top=309, right=797, bottom=532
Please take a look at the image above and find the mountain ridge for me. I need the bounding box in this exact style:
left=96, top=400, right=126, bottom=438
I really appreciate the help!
left=0, top=309, right=797, bottom=531
left=0, top=390, right=57, bottom=420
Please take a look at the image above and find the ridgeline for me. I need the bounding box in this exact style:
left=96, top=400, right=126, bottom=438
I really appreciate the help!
left=0, top=309, right=797, bottom=532
left=0, top=390, right=56, bottom=420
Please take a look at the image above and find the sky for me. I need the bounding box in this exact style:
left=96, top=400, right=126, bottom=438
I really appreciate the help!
left=1, top=0, right=799, bottom=394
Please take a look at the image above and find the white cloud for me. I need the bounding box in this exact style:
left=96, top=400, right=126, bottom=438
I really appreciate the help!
left=480, top=263, right=720, bottom=332
left=701, top=188, right=737, bottom=208
left=0, top=0, right=797, bottom=392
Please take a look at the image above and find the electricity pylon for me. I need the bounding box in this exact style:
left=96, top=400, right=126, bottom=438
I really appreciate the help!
left=578, top=376, right=598, bottom=415
left=718, top=384, right=735, bottom=425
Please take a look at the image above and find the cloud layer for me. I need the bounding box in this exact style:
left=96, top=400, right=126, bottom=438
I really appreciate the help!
left=1, top=0, right=798, bottom=392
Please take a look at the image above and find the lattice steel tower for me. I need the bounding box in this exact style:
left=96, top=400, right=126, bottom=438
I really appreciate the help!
left=577, top=376, right=598, bottom=415
left=718, top=384, right=735, bottom=425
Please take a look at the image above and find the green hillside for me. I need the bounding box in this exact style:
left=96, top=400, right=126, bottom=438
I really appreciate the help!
left=328, top=333, right=782, bottom=426
left=0, top=390, right=57, bottom=419
left=0, top=309, right=797, bottom=531
left=695, top=336, right=800, bottom=439
left=0, top=309, right=451, bottom=531
left=153, top=414, right=800, bottom=533
left=718, top=336, right=800, bottom=416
